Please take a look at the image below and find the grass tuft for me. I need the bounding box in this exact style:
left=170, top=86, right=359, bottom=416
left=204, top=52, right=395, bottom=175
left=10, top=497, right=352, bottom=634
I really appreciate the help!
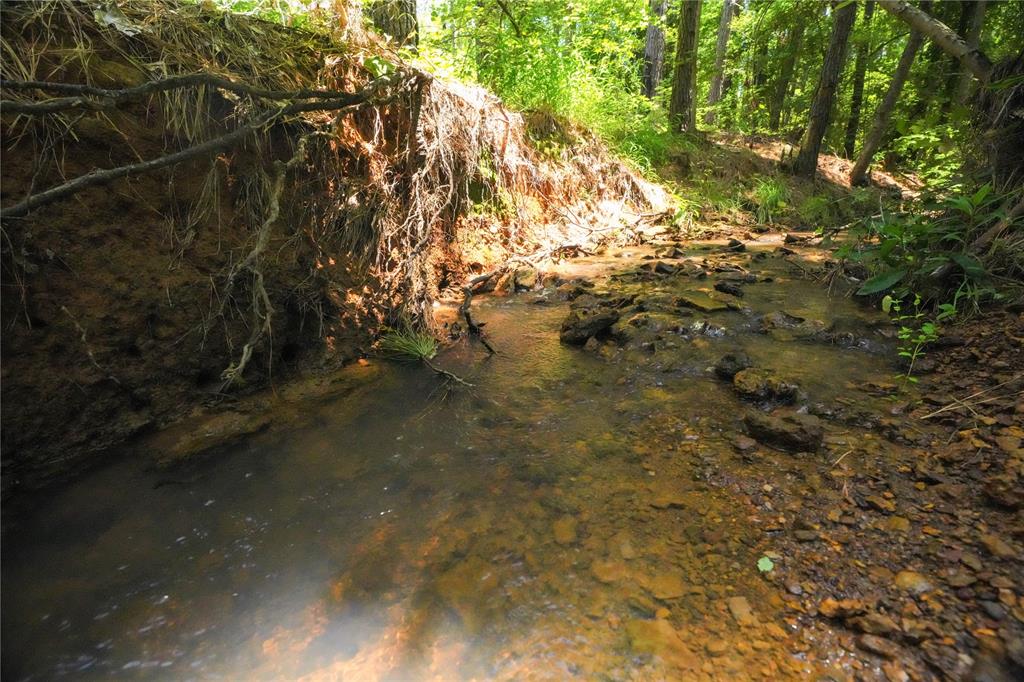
left=752, top=176, right=788, bottom=224
left=378, top=327, right=438, bottom=361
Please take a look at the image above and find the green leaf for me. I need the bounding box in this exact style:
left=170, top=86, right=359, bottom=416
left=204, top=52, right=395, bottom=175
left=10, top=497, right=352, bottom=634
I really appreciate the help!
left=950, top=253, right=987, bottom=279
left=857, top=269, right=907, bottom=296
left=881, top=295, right=894, bottom=313
left=971, top=184, right=992, bottom=207
left=757, top=556, right=775, bottom=573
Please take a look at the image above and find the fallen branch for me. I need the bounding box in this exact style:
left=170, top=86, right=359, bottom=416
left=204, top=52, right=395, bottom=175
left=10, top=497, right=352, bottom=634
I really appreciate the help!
left=459, top=272, right=497, bottom=354
left=0, top=74, right=404, bottom=219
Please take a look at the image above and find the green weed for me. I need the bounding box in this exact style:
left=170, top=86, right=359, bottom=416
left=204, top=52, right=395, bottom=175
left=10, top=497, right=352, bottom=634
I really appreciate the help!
left=378, top=327, right=438, bottom=361
left=752, top=177, right=788, bottom=224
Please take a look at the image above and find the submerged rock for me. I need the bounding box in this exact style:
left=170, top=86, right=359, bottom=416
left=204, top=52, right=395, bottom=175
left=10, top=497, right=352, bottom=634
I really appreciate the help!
left=624, top=619, right=699, bottom=671
left=743, top=411, right=824, bottom=453
left=559, top=309, right=620, bottom=345
left=675, top=292, right=729, bottom=313
left=553, top=514, right=578, bottom=545
left=726, top=595, right=756, bottom=626
left=714, top=280, right=744, bottom=297
left=732, top=368, right=799, bottom=403
left=159, top=411, right=272, bottom=467
left=714, top=351, right=753, bottom=380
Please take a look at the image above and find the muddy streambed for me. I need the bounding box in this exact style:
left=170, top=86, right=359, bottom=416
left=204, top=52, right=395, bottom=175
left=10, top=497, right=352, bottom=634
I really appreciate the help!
left=3, top=240, right=913, bottom=680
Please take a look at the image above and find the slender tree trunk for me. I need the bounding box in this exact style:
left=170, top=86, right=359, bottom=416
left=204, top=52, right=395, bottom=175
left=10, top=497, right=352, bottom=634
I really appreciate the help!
left=954, top=0, right=987, bottom=104
left=642, top=0, right=668, bottom=98
left=368, top=0, right=418, bottom=48
left=770, top=24, right=803, bottom=131
left=849, top=25, right=926, bottom=185
left=669, top=0, right=703, bottom=133
left=877, top=0, right=993, bottom=83
left=843, top=1, right=875, bottom=158
left=792, top=1, right=857, bottom=178
left=705, top=0, right=736, bottom=123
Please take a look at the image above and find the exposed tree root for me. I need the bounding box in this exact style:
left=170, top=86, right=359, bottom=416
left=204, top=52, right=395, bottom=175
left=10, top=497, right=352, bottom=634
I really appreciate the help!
left=0, top=74, right=406, bottom=219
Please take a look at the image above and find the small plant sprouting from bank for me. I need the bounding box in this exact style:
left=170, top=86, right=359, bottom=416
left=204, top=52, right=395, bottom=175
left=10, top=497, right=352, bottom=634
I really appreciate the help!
left=752, top=177, right=788, bottom=224
left=882, top=294, right=955, bottom=390
left=378, top=327, right=438, bottom=362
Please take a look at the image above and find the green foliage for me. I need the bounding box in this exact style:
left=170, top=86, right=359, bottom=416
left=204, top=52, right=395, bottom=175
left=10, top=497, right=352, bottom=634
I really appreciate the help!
left=841, top=184, right=1005, bottom=305
left=796, top=195, right=833, bottom=226
left=423, top=0, right=677, bottom=170
left=751, top=176, right=788, bottom=224
left=378, top=327, right=438, bottom=361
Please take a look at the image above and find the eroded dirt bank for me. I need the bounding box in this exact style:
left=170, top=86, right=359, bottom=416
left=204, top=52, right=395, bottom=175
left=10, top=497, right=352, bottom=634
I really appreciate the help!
left=2, top=232, right=1021, bottom=681
left=0, top=0, right=662, bottom=493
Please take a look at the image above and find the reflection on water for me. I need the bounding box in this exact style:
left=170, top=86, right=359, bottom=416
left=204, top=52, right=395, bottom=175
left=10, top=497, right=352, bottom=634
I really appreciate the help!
left=3, top=244, right=897, bottom=680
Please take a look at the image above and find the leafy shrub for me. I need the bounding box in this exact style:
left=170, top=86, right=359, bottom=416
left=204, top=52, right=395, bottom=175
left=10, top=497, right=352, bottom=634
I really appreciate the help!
left=797, top=195, right=832, bottom=226
left=839, top=184, right=1012, bottom=313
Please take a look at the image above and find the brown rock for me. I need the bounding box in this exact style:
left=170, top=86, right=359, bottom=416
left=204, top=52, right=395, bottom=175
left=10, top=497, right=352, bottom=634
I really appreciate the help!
left=980, top=533, right=1016, bottom=559
left=625, top=619, right=699, bottom=670
left=743, top=411, right=824, bottom=453
left=726, top=596, right=756, bottom=626
left=850, top=612, right=900, bottom=635
left=553, top=515, right=578, bottom=546
left=894, top=570, right=933, bottom=595
left=818, top=598, right=868, bottom=619
left=858, top=634, right=901, bottom=660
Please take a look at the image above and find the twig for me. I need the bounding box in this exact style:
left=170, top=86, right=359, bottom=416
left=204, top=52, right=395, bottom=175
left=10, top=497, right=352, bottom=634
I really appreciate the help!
left=831, top=449, right=854, bottom=468
left=919, top=374, right=1024, bottom=419
left=423, top=357, right=474, bottom=386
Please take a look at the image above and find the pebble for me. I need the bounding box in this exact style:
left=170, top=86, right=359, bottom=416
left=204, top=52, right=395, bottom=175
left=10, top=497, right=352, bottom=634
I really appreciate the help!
left=893, top=570, right=934, bottom=595
left=726, top=596, right=756, bottom=626
left=857, top=634, right=901, bottom=660
left=979, top=533, right=1015, bottom=559
left=552, top=515, right=578, bottom=545
left=705, top=640, right=728, bottom=657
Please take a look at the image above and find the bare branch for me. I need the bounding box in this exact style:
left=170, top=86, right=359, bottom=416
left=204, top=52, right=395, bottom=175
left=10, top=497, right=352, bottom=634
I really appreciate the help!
left=493, top=0, right=524, bottom=38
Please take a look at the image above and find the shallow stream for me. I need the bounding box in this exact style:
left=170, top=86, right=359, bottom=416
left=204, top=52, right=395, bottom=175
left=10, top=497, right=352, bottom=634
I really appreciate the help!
left=3, top=241, right=904, bottom=680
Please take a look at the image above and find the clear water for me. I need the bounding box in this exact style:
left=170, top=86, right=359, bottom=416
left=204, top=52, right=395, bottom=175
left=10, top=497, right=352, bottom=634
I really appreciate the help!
left=2, top=243, right=900, bottom=680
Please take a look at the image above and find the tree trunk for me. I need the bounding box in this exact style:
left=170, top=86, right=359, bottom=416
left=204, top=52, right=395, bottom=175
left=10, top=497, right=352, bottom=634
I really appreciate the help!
left=843, top=1, right=875, bottom=158
left=877, top=0, right=992, bottom=83
left=368, top=0, right=418, bottom=48
left=792, top=1, right=857, bottom=178
left=642, top=0, right=668, bottom=98
left=769, top=24, right=803, bottom=131
left=705, top=0, right=736, bottom=123
left=953, top=0, right=988, bottom=104
left=669, top=0, right=703, bottom=133
left=849, top=25, right=926, bottom=185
